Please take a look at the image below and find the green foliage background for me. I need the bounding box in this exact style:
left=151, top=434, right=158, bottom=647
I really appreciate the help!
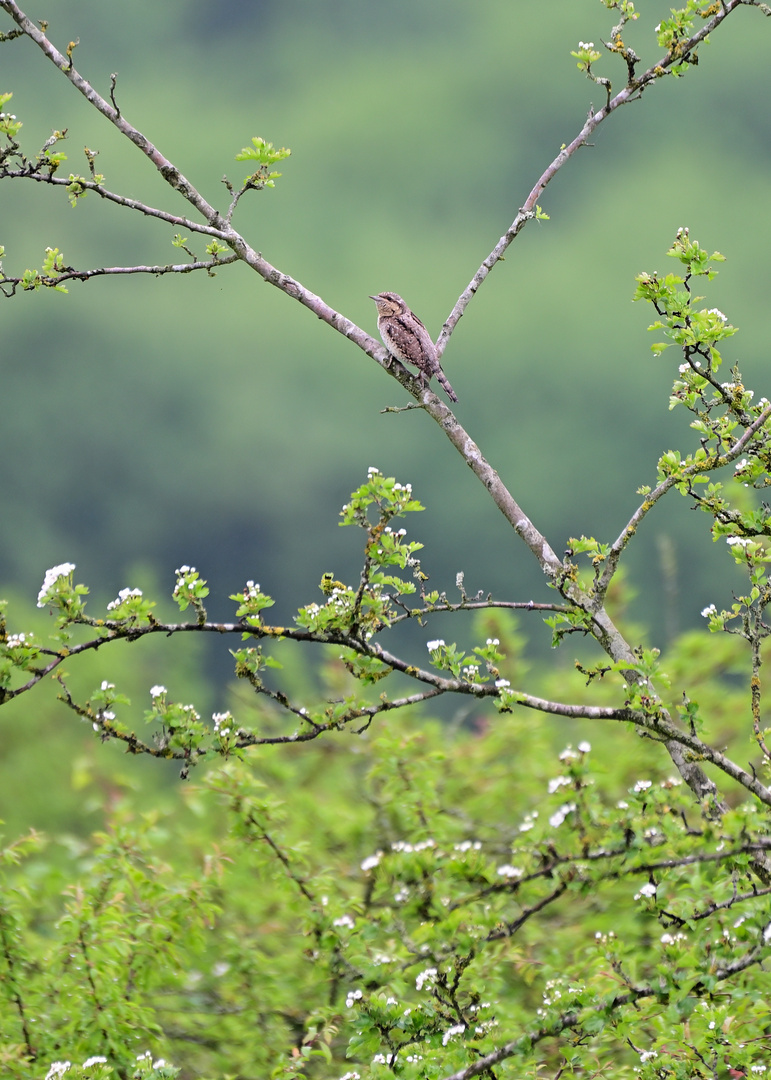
left=0, top=612, right=765, bottom=1078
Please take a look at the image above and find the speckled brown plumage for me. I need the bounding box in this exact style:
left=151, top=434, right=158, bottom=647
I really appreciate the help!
left=369, top=292, right=458, bottom=403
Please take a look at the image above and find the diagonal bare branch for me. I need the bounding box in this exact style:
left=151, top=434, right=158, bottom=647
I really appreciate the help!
left=435, top=0, right=751, bottom=359
left=0, top=166, right=229, bottom=236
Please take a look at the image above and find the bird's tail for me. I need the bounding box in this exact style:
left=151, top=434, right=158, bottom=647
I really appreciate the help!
left=435, top=368, right=458, bottom=403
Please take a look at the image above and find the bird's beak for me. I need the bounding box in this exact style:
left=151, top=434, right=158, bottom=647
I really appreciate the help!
left=368, top=294, right=379, bottom=301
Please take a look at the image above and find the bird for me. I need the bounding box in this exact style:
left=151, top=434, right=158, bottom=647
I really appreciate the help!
left=369, top=291, right=458, bottom=403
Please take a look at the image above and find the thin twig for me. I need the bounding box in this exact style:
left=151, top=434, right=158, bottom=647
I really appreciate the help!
left=0, top=254, right=238, bottom=294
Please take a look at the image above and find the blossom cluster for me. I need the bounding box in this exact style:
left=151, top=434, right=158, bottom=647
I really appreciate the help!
left=106, top=586, right=143, bottom=611
left=36, top=561, right=76, bottom=607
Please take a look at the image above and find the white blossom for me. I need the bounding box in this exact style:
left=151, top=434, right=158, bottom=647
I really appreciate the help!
left=333, top=914, right=355, bottom=929
left=150, top=685, right=167, bottom=698
left=416, top=966, right=438, bottom=991
left=496, top=864, right=523, bottom=879
left=212, top=711, right=233, bottom=736
left=548, top=775, right=571, bottom=794
left=82, top=1059, right=108, bottom=1069
left=660, top=932, right=686, bottom=946
left=37, top=562, right=76, bottom=607
left=519, top=811, right=538, bottom=832
left=549, top=802, right=576, bottom=828
left=107, top=586, right=143, bottom=610
left=426, top=639, right=445, bottom=651
left=442, top=1023, right=466, bottom=1046
left=361, top=852, right=382, bottom=872
left=45, top=1065, right=71, bottom=1080
left=454, top=840, right=482, bottom=852
left=635, top=882, right=657, bottom=899
left=392, top=838, right=435, bottom=853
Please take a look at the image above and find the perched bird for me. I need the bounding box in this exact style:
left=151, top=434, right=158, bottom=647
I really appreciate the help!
left=369, top=291, right=458, bottom=403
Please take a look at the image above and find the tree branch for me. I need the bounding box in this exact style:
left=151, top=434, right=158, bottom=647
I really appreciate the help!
left=440, top=932, right=768, bottom=1080
left=0, top=254, right=238, bottom=295
left=435, top=0, right=749, bottom=358
left=0, top=167, right=228, bottom=236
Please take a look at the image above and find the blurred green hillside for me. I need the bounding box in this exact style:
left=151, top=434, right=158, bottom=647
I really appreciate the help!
left=2, top=0, right=770, bottom=643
